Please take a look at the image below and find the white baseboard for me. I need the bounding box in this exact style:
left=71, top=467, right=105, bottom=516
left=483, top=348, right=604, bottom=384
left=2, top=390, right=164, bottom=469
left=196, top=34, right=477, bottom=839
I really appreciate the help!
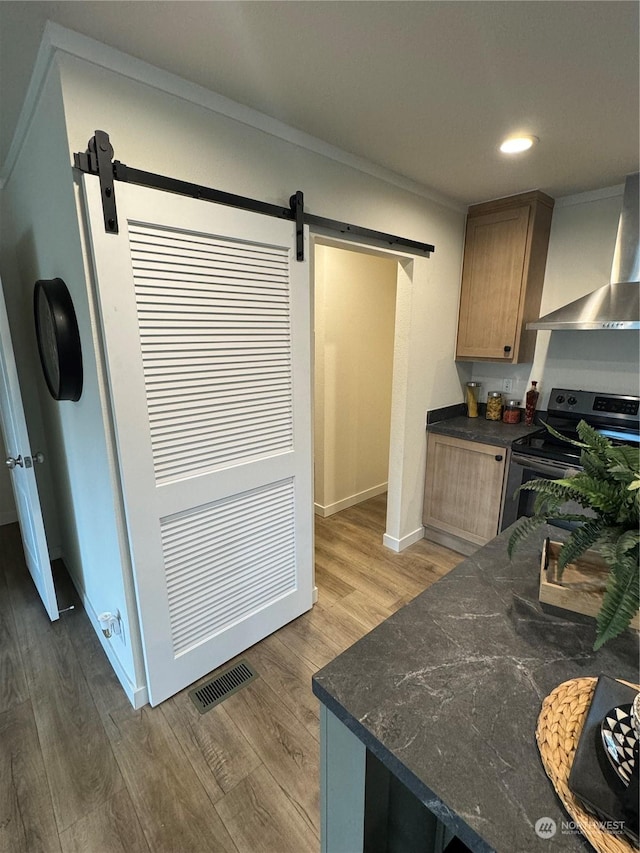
left=80, top=586, right=148, bottom=709
left=314, top=483, right=387, bottom=518
left=61, top=558, right=148, bottom=708
left=383, top=526, right=425, bottom=553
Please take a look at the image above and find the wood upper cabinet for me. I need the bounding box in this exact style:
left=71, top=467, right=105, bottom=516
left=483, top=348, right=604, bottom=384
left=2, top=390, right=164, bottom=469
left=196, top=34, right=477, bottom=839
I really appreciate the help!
left=456, top=191, right=554, bottom=362
left=423, top=433, right=507, bottom=547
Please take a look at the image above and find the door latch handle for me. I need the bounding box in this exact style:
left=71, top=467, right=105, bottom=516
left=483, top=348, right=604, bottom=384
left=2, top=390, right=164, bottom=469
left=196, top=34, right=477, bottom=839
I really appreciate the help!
left=5, top=455, right=24, bottom=469
left=31, top=451, right=45, bottom=464
left=495, top=454, right=504, bottom=462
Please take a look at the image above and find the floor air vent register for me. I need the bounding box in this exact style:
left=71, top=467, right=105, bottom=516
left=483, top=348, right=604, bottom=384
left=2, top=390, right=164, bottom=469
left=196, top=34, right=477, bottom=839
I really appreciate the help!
left=189, top=659, right=258, bottom=714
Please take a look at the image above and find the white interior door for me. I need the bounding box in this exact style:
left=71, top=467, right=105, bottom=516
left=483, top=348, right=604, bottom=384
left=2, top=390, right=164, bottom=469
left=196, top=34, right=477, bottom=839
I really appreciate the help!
left=0, top=277, right=58, bottom=620
left=82, top=177, right=313, bottom=705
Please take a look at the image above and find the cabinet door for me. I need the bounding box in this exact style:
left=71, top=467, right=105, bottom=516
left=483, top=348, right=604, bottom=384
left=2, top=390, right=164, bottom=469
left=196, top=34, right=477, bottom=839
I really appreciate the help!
left=423, top=434, right=506, bottom=545
left=456, top=205, right=530, bottom=360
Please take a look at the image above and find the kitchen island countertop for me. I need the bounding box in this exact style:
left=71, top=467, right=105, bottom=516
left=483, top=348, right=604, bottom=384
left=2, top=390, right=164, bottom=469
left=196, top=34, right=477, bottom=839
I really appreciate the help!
left=312, top=526, right=639, bottom=852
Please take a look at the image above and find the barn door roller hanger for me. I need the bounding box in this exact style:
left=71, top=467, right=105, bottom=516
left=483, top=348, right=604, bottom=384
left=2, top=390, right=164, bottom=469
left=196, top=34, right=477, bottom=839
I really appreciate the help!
left=74, top=130, right=435, bottom=262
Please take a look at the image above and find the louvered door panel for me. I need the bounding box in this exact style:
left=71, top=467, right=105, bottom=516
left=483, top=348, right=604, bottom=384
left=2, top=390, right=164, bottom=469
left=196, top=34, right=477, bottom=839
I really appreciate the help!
left=129, top=223, right=294, bottom=484
left=82, top=178, right=313, bottom=706
left=162, top=479, right=295, bottom=655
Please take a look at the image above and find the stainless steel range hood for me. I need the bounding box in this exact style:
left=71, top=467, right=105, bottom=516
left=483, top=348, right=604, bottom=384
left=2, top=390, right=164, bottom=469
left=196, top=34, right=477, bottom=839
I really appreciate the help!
left=527, top=172, right=639, bottom=331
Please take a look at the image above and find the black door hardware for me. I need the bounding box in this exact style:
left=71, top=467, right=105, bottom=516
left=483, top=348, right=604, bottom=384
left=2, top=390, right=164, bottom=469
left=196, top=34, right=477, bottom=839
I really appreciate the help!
left=74, top=131, right=435, bottom=263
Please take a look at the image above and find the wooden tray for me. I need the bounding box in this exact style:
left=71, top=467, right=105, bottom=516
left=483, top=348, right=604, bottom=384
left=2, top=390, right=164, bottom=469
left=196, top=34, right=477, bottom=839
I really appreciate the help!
left=539, top=539, right=640, bottom=630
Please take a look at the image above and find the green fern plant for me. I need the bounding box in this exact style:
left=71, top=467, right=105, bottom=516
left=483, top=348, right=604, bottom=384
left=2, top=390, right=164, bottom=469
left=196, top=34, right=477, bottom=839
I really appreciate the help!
left=507, top=420, right=639, bottom=649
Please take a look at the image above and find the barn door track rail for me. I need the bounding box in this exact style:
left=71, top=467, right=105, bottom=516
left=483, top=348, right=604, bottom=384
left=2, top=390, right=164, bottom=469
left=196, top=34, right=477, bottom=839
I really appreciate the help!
left=73, top=130, right=435, bottom=261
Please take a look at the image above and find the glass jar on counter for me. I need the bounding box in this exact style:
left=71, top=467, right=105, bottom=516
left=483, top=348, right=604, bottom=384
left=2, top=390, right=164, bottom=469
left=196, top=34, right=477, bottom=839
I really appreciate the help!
left=465, top=382, right=481, bottom=418
left=525, top=380, right=539, bottom=425
left=502, top=399, right=521, bottom=424
left=486, top=391, right=503, bottom=421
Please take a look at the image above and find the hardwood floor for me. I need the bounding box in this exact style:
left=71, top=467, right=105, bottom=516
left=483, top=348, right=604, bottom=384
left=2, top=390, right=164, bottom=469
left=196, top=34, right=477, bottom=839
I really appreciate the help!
left=0, top=494, right=463, bottom=853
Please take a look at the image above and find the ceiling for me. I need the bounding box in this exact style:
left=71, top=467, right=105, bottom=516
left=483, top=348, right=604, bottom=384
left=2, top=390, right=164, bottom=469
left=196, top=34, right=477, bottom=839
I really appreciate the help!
left=0, top=1, right=638, bottom=206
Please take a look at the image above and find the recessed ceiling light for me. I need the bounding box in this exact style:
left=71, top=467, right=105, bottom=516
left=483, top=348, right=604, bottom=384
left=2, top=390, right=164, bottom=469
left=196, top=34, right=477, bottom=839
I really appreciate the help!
left=500, top=135, right=538, bottom=154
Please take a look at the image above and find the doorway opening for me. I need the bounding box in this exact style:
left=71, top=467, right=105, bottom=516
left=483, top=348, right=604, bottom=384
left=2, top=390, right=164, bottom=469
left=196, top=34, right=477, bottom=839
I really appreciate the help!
left=312, top=236, right=414, bottom=547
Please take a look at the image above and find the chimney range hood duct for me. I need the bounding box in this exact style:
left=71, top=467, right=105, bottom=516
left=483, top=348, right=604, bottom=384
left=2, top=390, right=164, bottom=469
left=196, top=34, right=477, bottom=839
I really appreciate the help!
left=527, top=172, right=639, bottom=331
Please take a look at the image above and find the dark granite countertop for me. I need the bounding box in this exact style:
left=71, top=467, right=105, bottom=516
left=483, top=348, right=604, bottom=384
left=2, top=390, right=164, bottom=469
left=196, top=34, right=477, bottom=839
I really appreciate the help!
left=312, top=526, right=639, bottom=853
left=427, top=415, right=540, bottom=447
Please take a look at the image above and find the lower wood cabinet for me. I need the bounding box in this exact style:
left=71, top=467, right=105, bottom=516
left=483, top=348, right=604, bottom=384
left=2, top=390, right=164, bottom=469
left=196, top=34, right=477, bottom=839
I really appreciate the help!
left=423, top=433, right=508, bottom=552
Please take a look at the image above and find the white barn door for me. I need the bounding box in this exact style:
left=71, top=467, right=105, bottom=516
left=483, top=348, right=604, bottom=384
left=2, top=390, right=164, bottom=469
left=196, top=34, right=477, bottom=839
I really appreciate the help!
left=82, top=178, right=313, bottom=705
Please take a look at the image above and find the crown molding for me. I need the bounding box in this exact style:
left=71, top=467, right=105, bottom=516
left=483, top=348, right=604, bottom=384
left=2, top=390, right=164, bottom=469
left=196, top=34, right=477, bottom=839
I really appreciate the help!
left=554, top=183, right=624, bottom=208
left=1, top=21, right=463, bottom=211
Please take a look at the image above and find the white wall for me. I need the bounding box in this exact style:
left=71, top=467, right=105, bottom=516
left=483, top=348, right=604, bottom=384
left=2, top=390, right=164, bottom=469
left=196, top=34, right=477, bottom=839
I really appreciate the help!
left=469, top=186, right=639, bottom=408
left=0, top=60, right=144, bottom=702
left=54, top=49, right=466, bottom=544
left=314, top=244, right=396, bottom=515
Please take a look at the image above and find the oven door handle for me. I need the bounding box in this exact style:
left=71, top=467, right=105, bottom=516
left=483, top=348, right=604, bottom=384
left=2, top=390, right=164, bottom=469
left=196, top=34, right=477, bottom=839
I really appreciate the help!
left=510, top=453, right=580, bottom=479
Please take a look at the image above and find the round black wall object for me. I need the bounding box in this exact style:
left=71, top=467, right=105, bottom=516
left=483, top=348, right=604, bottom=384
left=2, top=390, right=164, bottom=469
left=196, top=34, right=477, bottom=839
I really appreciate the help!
left=34, top=278, right=83, bottom=402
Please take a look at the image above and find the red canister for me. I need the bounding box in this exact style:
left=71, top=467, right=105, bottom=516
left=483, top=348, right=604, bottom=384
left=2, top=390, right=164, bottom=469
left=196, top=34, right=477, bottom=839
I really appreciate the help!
left=502, top=400, right=521, bottom=424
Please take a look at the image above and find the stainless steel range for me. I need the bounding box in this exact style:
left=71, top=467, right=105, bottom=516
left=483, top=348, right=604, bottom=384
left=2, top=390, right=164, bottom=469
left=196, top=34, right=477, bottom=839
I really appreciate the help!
left=500, top=388, right=640, bottom=530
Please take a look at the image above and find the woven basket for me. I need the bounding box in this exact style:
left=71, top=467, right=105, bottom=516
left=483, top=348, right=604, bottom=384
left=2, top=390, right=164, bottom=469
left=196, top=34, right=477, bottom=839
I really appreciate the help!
left=536, top=677, right=639, bottom=853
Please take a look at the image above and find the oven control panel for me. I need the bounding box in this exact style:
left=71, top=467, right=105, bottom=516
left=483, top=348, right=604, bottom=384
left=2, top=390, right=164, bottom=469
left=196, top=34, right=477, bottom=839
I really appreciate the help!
left=548, top=388, right=640, bottom=424
left=593, top=396, right=638, bottom=416
left=548, top=388, right=640, bottom=421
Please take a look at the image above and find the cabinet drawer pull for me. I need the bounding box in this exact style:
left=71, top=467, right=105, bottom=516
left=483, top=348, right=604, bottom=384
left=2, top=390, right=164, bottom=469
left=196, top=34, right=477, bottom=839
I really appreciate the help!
left=495, top=454, right=503, bottom=462
left=503, top=345, right=512, bottom=353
